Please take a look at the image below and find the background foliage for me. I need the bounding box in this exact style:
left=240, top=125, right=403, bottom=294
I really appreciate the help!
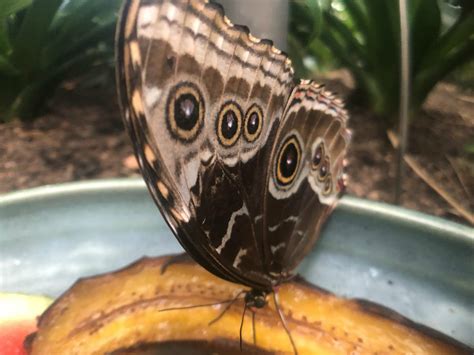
left=0, top=0, right=121, bottom=122
left=289, top=0, right=474, bottom=121
left=0, top=0, right=472, bottom=123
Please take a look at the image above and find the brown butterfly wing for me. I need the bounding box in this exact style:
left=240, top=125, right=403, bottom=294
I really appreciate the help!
left=116, top=0, right=295, bottom=289
left=263, top=81, right=350, bottom=282
left=117, top=0, right=237, bottom=283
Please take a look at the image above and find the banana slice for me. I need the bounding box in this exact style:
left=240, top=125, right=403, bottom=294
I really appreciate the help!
left=27, top=255, right=469, bottom=354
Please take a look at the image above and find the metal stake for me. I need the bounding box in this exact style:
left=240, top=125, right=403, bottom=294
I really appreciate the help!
left=395, top=0, right=411, bottom=204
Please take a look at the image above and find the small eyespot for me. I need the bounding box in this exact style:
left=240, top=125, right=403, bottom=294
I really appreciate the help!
left=275, top=135, right=302, bottom=187
left=166, top=82, right=204, bottom=143
left=216, top=101, right=242, bottom=147
left=312, top=144, right=324, bottom=169
left=244, top=104, right=263, bottom=142
left=323, top=175, right=332, bottom=195
left=318, top=158, right=330, bottom=182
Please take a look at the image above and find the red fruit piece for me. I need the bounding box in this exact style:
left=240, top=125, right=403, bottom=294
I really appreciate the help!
left=0, top=293, right=52, bottom=355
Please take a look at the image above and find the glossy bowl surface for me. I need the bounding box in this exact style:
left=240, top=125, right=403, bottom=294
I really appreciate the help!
left=1, top=179, right=472, bottom=345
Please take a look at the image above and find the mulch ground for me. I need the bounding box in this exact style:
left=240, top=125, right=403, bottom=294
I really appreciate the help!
left=1, top=79, right=472, bottom=225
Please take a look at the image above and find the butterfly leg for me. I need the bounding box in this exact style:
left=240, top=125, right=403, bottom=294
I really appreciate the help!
left=239, top=301, right=248, bottom=352
left=208, top=290, right=244, bottom=326
left=251, top=309, right=257, bottom=346
left=272, top=291, right=298, bottom=355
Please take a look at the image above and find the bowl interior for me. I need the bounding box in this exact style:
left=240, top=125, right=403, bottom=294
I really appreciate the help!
left=1, top=179, right=472, bottom=345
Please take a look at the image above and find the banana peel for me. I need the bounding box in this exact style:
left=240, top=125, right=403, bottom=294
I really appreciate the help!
left=26, top=255, right=469, bottom=354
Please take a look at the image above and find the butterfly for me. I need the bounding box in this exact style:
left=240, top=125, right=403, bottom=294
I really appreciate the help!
left=116, top=0, right=350, bottom=351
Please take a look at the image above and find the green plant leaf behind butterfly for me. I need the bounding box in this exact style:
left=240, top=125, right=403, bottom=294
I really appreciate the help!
left=289, top=0, right=473, bottom=123
left=10, top=0, right=63, bottom=76
left=0, top=0, right=120, bottom=122
left=0, top=0, right=32, bottom=57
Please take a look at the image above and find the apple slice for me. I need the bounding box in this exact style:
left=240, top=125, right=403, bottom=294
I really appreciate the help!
left=0, top=293, right=52, bottom=355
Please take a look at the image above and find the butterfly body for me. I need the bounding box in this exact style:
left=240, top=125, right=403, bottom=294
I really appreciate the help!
left=117, top=0, right=349, bottom=306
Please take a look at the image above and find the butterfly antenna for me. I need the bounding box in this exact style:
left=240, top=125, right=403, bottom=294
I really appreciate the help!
left=208, top=290, right=245, bottom=326
left=239, top=302, right=247, bottom=352
left=272, top=291, right=298, bottom=355
left=251, top=309, right=257, bottom=346
left=159, top=299, right=234, bottom=313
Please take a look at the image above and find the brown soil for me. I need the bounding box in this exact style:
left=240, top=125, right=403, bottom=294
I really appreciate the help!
left=0, top=80, right=472, bottom=225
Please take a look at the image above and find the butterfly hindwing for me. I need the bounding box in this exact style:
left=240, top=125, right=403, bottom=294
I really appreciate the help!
left=263, top=81, right=350, bottom=280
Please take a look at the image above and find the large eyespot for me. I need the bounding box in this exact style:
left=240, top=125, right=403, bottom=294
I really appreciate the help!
left=318, top=157, right=330, bottom=182
left=216, top=101, right=242, bottom=147
left=275, top=135, right=302, bottom=187
left=166, top=82, right=204, bottom=143
left=244, top=104, right=263, bottom=142
left=312, top=143, right=324, bottom=169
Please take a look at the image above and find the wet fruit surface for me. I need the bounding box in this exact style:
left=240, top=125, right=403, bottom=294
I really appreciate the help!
left=27, top=255, right=470, bottom=355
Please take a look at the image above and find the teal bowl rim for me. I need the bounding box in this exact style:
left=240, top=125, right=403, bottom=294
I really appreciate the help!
left=1, top=178, right=472, bottom=241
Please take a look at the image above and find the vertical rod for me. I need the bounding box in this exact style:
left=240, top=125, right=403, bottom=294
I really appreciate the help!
left=218, top=0, right=289, bottom=51
left=395, top=0, right=411, bottom=204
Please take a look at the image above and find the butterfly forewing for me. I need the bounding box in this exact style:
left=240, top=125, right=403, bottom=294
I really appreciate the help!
left=117, top=0, right=244, bottom=284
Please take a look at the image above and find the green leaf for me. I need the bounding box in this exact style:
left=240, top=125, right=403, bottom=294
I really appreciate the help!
left=432, top=10, right=474, bottom=61
left=289, top=0, right=473, bottom=119
left=410, top=0, right=441, bottom=72
left=0, top=0, right=33, bottom=19
left=44, top=19, right=116, bottom=69
left=0, top=54, right=20, bottom=76
left=49, top=0, right=119, bottom=42
left=6, top=48, right=110, bottom=121
left=323, top=12, right=366, bottom=65
left=362, top=1, right=400, bottom=115
left=0, top=0, right=33, bottom=54
left=42, top=0, right=120, bottom=67
left=413, top=36, right=474, bottom=108
left=339, top=0, right=369, bottom=36
left=0, top=0, right=120, bottom=121
left=416, top=8, right=474, bottom=90
left=305, top=0, right=322, bottom=39
left=290, top=0, right=320, bottom=45
left=320, top=30, right=371, bottom=94
left=10, top=0, right=63, bottom=75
